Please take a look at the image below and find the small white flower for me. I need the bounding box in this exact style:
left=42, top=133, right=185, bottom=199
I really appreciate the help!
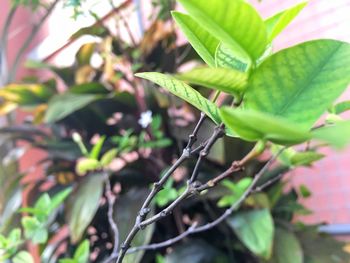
left=138, top=110, right=153, bottom=128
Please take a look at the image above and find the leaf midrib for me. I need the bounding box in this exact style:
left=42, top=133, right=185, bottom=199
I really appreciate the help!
left=276, top=43, right=342, bottom=120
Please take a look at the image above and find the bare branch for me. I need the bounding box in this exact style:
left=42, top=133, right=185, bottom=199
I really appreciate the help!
left=127, top=152, right=282, bottom=254
left=103, top=174, right=119, bottom=263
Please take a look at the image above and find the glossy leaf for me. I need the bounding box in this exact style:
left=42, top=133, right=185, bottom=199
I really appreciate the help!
left=45, top=93, right=101, bottom=123
left=90, top=136, right=106, bottom=159
left=172, top=12, right=219, bottom=67
left=312, top=121, right=350, bottom=149
left=245, top=40, right=350, bottom=129
left=176, top=66, right=248, bottom=97
left=220, top=107, right=311, bottom=145
left=136, top=72, right=220, bottom=124
left=265, top=2, right=307, bottom=42
left=227, top=209, right=274, bottom=259
left=271, top=227, right=303, bottom=263
left=66, top=175, right=103, bottom=243
left=178, top=0, right=268, bottom=60
left=215, top=43, right=252, bottom=72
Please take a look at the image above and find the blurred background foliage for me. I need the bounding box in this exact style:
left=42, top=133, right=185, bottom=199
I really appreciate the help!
left=0, top=0, right=349, bottom=262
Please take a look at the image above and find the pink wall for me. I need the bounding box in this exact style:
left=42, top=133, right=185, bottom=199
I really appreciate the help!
left=252, top=0, right=350, bottom=225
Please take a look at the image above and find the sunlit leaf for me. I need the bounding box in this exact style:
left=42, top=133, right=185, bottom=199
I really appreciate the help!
left=136, top=72, right=220, bottom=124
left=220, top=107, right=311, bottom=145
left=215, top=43, right=252, bottom=72
left=245, top=40, right=350, bottom=129
left=312, top=121, right=350, bottom=149
left=178, top=0, right=268, bottom=61
left=176, top=66, right=248, bottom=97
left=172, top=12, right=219, bottom=67
left=265, top=2, right=307, bottom=42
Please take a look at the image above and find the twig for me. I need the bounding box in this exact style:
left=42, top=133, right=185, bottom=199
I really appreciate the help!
left=127, top=152, right=281, bottom=254
left=115, top=115, right=208, bottom=263
left=103, top=174, right=119, bottom=263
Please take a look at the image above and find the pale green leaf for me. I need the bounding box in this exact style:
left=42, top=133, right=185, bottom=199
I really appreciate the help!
left=265, top=2, right=308, bottom=42
left=172, top=12, right=219, bottom=67
left=290, top=152, right=324, bottom=166
left=220, top=107, right=311, bottom=145
left=312, top=121, right=350, bottom=149
left=136, top=72, right=220, bottom=124
left=215, top=43, right=252, bottom=72
left=178, top=0, right=268, bottom=60
left=76, top=158, right=101, bottom=175
left=50, top=187, right=73, bottom=212
left=45, top=93, right=101, bottom=123
left=74, top=240, right=89, bottom=263
left=13, top=251, right=35, bottom=263
left=271, top=227, right=303, bottom=263
left=176, top=66, right=248, bottom=97
left=66, top=175, right=103, bottom=243
left=100, top=148, right=118, bottom=167
left=90, top=135, right=106, bottom=159
left=245, top=40, right=350, bottom=129
left=227, top=209, right=274, bottom=259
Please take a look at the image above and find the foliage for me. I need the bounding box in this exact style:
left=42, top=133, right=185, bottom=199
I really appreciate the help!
left=1, top=0, right=350, bottom=262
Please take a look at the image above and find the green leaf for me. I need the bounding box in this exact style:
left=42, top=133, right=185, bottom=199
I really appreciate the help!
left=76, top=158, right=101, bottom=175
left=290, top=152, right=324, bottom=166
left=50, top=187, right=73, bottom=212
left=176, top=66, right=248, bottom=97
left=73, top=240, right=90, bottom=263
left=136, top=72, right=220, bottom=124
left=220, top=108, right=311, bottom=145
left=245, top=40, right=350, bottom=129
left=21, top=216, right=48, bottom=244
left=299, top=185, right=312, bottom=198
left=265, top=2, right=307, bottom=42
left=227, top=209, right=274, bottom=259
left=66, top=175, right=103, bottom=243
left=333, top=100, right=350, bottom=115
left=218, top=178, right=252, bottom=207
left=34, top=193, right=51, bottom=220
left=312, top=121, right=350, bottom=149
left=271, top=227, right=303, bottom=263
left=13, top=251, right=35, bottom=263
left=100, top=148, right=118, bottom=167
left=172, top=12, right=219, bottom=67
left=45, top=93, right=101, bottom=123
left=90, top=136, right=106, bottom=159
left=178, top=0, right=268, bottom=61
left=215, top=43, right=252, bottom=72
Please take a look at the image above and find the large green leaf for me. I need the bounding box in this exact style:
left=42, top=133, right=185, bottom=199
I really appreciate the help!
left=172, top=12, right=219, bottom=67
left=45, top=93, right=101, bottom=123
left=114, top=188, right=155, bottom=263
left=66, top=174, right=103, bottom=243
left=220, top=107, right=311, bottom=145
left=178, top=0, right=268, bottom=61
left=312, top=121, right=350, bottom=149
left=271, top=227, right=303, bottom=263
left=136, top=72, right=220, bottom=124
left=265, top=2, right=307, bottom=42
left=245, top=40, right=350, bottom=129
left=227, top=209, right=274, bottom=259
left=176, top=67, right=248, bottom=97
